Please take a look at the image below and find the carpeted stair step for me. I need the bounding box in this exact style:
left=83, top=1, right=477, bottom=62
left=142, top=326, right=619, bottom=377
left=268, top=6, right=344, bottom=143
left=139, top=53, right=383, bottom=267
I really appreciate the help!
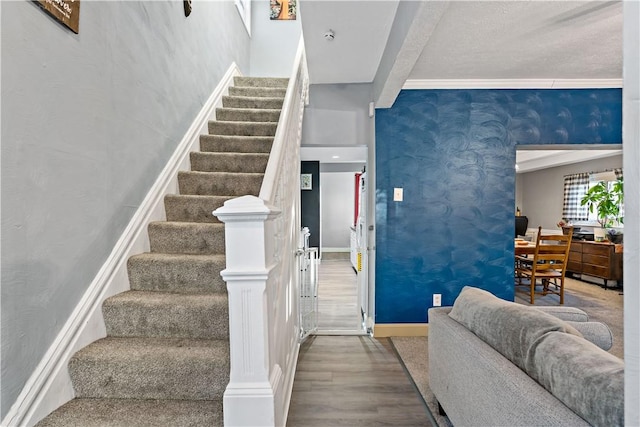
left=103, top=291, right=228, bottom=340
left=222, top=95, right=284, bottom=110
left=216, top=107, right=281, bottom=123
left=228, top=86, right=287, bottom=98
left=148, top=222, right=225, bottom=255
left=200, top=135, right=273, bottom=153
left=208, top=120, right=278, bottom=136
left=68, top=337, right=229, bottom=400
left=164, top=194, right=231, bottom=223
left=234, top=76, right=289, bottom=88
left=178, top=171, right=263, bottom=196
left=190, top=152, right=269, bottom=174
left=34, top=398, right=223, bottom=427
left=128, top=253, right=227, bottom=294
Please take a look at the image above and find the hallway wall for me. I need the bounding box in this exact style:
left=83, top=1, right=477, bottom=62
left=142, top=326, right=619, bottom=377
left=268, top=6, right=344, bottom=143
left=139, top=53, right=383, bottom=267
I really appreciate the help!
left=321, top=172, right=355, bottom=249
left=0, top=1, right=250, bottom=417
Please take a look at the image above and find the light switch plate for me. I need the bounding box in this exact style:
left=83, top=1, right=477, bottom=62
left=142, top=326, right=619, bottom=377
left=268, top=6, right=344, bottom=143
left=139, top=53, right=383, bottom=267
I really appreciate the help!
left=393, top=188, right=403, bottom=201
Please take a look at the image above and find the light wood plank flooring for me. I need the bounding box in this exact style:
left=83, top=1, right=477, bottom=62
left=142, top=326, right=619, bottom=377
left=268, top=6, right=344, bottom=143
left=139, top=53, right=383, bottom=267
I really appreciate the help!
left=287, top=335, right=435, bottom=426
left=317, top=257, right=363, bottom=332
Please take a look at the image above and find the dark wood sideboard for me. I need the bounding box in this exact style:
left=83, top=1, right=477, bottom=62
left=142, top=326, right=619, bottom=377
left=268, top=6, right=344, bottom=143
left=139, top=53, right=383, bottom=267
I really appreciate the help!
left=567, top=240, right=623, bottom=287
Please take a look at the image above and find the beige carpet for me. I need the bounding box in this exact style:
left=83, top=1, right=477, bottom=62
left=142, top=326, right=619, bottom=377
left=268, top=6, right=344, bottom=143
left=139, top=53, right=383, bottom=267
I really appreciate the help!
left=391, top=278, right=623, bottom=426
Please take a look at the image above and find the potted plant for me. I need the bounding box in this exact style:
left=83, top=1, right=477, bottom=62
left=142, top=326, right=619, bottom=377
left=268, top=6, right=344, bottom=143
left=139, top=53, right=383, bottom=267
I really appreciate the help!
left=580, top=178, right=623, bottom=241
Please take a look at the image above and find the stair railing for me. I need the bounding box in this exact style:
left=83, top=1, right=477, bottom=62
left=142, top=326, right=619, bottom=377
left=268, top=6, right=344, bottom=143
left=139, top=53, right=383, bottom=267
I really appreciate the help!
left=213, top=37, right=308, bottom=427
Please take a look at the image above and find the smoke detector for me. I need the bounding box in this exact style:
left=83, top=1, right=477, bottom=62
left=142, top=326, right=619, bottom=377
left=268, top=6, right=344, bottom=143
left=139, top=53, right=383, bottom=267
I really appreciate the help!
left=324, top=30, right=335, bottom=41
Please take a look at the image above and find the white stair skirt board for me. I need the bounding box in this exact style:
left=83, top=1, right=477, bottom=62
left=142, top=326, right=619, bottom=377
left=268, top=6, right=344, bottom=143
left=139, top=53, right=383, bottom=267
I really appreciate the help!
left=1, top=63, right=241, bottom=427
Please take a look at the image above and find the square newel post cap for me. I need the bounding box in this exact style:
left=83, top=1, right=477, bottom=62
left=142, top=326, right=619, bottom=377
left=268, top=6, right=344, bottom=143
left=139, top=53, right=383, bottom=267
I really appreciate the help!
left=213, top=195, right=281, bottom=223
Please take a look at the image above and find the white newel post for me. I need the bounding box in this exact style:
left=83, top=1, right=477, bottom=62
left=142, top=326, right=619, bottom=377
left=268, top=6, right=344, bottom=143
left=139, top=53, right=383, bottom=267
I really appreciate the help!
left=213, top=195, right=282, bottom=427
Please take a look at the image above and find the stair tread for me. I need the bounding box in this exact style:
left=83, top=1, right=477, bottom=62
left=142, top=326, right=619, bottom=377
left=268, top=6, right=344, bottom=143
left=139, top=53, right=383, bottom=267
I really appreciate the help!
left=127, top=252, right=226, bottom=294
left=35, top=398, right=223, bottom=427
left=217, top=107, right=282, bottom=113
left=210, top=120, right=278, bottom=126
left=149, top=221, right=225, bottom=228
left=234, top=76, right=289, bottom=87
left=223, top=95, right=285, bottom=101
left=201, top=134, right=274, bottom=141
left=105, top=290, right=227, bottom=305
left=179, top=170, right=264, bottom=176
left=165, top=194, right=234, bottom=200
left=191, top=152, right=269, bottom=158
left=69, top=336, right=229, bottom=400
left=72, top=336, right=229, bottom=360
left=129, top=252, right=225, bottom=261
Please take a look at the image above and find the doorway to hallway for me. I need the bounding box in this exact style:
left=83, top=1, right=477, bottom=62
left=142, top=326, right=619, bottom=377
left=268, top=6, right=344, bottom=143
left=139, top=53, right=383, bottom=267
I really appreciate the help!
left=301, top=145, right=369, bottom=335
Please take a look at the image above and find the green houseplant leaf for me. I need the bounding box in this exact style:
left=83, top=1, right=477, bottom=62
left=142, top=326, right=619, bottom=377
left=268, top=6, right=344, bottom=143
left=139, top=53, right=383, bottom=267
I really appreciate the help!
left=580, top=178, right=624, bottom=228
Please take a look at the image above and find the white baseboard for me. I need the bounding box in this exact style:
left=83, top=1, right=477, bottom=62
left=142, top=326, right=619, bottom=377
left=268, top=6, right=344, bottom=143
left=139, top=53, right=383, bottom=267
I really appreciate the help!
left=2, top=63, right=241, bottom=427
left=279, top=341, right=300, bottom=427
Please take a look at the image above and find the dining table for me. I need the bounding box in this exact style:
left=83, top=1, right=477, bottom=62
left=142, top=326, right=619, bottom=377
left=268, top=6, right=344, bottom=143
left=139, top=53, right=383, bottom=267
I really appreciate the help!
left=514, top=240, right=536, bottom=256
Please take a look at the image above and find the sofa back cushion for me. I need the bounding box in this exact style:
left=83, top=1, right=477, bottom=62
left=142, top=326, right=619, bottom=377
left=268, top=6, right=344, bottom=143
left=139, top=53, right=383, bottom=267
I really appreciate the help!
left=530, top=331, right=624, bottom=427
left=448, top=286, right=624, bottom=427
left=449, top=286, right=582, bottom=373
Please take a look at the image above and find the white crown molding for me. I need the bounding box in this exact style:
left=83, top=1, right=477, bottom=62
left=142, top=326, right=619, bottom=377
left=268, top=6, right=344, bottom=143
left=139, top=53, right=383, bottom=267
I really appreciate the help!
left=1, top=62, right=241, bottom=427
left=403, top=78, right=623, bottom=90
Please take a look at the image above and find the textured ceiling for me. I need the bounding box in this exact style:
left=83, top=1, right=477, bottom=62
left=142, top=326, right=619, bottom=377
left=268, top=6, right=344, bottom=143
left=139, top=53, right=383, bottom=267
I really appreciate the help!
left=300, top=1, right=623, bottom=84
left=409, top=1, right=623, bottom=81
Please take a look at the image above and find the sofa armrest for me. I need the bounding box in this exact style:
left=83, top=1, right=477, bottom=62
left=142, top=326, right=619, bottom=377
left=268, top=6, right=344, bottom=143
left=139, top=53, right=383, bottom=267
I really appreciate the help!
left=534, top=306, right=589, bottom=322
left=566, top=321, right=613, bottom=351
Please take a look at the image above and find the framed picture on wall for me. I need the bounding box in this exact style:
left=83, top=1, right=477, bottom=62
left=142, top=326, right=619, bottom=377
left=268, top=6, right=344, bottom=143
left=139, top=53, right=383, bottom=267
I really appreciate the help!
left=301, top=174, right=312, bottom=190
left=36, top=0, right=80, bottom=33
left=270, top=0, right=297, bottom=20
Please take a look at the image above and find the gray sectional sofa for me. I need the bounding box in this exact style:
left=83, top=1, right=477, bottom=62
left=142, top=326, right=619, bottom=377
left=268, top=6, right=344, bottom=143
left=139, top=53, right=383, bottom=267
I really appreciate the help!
left=428, top=286, right=623, bottom=427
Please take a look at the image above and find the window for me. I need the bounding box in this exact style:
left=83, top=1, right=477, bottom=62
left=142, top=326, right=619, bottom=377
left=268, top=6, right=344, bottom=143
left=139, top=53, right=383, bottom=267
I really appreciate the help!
left=562, top=169, right=623, bottom=226
left=586, top=172, right=623, bottom=225
left=562, top=172, right=589, bottom=222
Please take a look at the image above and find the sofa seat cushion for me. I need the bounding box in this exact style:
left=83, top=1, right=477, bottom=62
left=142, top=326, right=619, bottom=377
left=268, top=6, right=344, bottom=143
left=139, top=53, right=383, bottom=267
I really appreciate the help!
left=449, top=286, right=583, bottom=373
left=530, top=331, right=624, bottom=427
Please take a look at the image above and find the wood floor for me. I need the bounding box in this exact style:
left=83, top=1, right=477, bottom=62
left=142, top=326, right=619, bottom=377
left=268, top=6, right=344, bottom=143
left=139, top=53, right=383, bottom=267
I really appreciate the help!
left=287, top=335, right=435, bottom=426
left=289, top=256, right=433, bottom=425
left=317, top=256, right=363, bottom=332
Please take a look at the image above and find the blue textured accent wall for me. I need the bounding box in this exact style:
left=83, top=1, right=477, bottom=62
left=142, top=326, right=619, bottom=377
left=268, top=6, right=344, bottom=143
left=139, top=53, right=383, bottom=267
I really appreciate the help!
left=375, top=89, right=621, bottom=324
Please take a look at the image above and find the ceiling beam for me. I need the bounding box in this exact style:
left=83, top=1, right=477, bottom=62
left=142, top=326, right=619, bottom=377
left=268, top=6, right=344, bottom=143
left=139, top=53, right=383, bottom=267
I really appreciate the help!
left=373, top=1, right=450, bottom=108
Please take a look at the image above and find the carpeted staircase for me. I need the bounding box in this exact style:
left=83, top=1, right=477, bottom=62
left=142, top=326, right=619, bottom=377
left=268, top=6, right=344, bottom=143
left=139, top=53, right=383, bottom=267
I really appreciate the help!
left=36, top=77, right=288, bottom=427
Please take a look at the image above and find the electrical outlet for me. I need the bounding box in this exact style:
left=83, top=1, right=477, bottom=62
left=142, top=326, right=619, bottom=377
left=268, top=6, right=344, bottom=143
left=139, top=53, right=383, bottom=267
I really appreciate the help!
left=393, top=187, right=403, bottom=201
left=433, top=294, right=442, bottom=307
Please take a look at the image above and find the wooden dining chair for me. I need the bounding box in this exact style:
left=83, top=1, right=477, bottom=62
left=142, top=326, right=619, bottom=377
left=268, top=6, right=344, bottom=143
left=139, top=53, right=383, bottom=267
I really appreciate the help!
left=515, top=226, right=573, bottom=304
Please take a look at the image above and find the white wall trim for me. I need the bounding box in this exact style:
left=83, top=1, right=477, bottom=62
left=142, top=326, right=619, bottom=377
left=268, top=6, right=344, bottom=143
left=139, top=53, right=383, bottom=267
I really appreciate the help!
left=403, top=78, right=623, bottom=90
left=1, top=62, right=241, bottom=427
left=279, top=341, right=300, bottom=427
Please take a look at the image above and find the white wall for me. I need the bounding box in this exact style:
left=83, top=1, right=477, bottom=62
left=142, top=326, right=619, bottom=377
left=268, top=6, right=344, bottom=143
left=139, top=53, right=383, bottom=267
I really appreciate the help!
left=302, top=83, right=374, bottom=146
left=250, top=0, right=301, bottom=77
left=623, top=2, right=640, bottom=424
left=517, top=154, right=622, bottom=230
left=321, top=171, right=356, bottom=249
left=0, top=1, right=250, bottom=418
